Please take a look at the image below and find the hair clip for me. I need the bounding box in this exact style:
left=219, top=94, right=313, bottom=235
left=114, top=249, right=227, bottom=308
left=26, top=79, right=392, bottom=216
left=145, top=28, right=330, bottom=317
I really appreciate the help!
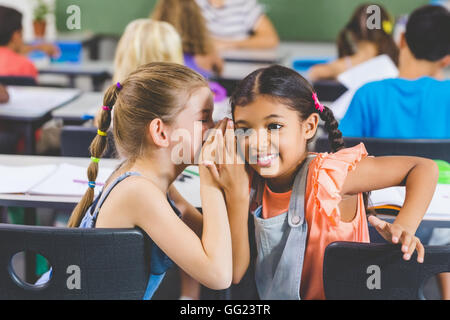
left=91, top=156, right=100, bottom=163
left=88, top=181, right=96, bottom=189
left=312, top=92, right=324, bottom=113
left=116, top=82, right=122, bottom=90
left=97, top=129, right=107, bottom=137
left=382, top=20, right=393, bottom=35
left=102, top=105, right=112, bottom=111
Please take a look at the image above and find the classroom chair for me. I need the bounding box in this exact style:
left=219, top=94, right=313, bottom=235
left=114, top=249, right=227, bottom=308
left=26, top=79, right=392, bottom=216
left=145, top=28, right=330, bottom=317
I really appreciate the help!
left=61, top=125, right=116, bottom=158
left=312, top=80, right=347, bottom=102
left=0, top=223, right=151, bottom=299
left=0, top=76, right=37, bottom=86
left=323, top=241, right=450, bottom=300
left=314, top=137, right=450, bottom=162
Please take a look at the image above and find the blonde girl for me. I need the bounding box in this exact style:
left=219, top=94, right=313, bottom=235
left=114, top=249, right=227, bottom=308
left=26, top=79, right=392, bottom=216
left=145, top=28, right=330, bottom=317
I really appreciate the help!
left=40, top=63, right=234, bottom=299
left=113, top=18, right=184, bottom=82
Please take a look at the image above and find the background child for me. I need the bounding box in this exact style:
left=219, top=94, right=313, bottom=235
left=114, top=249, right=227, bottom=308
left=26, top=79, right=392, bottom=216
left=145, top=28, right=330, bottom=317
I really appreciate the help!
left=219, top=65, right=437, bottom=300
left=94, top=18, right=183, bottom=127
left=151, top=0, right=223, bottom=78
left=309, top=4, right=399, bottom=82
left=195, top=0, right=279, bottom=50
left=0, top=5, right=38, bottom=80
left=40, top=62, right=234, bottom=299
left=339, top=5, right=450, bottom=139
left=112, top=18, right=184, bottom=83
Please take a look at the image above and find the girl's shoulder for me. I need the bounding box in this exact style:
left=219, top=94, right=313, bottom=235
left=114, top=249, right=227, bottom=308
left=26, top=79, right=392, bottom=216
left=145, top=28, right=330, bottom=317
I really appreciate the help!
left=308, top=143, right=368, bottom=172
left=307, top=143, right=368, bottom=225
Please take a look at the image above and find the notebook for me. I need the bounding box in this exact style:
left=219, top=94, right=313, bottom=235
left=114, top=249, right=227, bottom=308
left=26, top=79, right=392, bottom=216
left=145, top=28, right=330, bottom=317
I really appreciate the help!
left=369, top=185, right=450, bottom=217
left=0, top=163, right=113, bottom=197
left=29, top=163, right=114, bottom=197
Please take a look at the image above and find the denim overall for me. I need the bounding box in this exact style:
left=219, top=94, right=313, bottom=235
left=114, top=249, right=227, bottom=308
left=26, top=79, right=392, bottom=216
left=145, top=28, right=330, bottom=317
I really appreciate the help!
left=36, top=171, right=180, bottom=300
left=250, top=155, right=315, bottom=300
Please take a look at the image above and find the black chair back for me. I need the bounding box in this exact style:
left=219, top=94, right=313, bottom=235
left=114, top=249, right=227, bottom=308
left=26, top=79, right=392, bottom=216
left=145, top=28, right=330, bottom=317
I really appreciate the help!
left=0, top=76, right=37, bottom=86
left=323, top=241, right=450, bottom=300
left=0, top=224, right=151, bottom=299
left=61, top=125, right=116, bottom=158
left=315, top=137, right=450, bottom=162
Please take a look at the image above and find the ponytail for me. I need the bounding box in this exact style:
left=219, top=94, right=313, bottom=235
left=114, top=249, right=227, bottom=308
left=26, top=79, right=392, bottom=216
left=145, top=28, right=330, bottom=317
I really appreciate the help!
left=317, top=105, right=345, bottom=153
left=67, top=83, right=119, bottom=227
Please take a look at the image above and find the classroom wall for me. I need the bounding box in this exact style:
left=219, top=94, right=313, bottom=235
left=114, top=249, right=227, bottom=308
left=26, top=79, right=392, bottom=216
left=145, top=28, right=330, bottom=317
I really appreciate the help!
left=54, top=0, right=429, bottom=41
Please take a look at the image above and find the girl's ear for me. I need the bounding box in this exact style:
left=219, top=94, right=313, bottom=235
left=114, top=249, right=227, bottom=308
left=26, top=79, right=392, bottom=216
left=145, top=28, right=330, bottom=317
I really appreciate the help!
left=148, top=118, right=170, bottom=148
left=303, top=113, right=319, bottom=140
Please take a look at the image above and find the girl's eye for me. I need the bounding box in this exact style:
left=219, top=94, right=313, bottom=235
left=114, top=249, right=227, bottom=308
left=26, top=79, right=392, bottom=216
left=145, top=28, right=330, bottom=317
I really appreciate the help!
left=268, top=123, right=282, bottom=131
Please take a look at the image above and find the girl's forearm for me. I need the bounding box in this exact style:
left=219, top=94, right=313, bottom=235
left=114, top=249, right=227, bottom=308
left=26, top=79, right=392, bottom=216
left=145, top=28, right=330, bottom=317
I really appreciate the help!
left=225, top=192, right=250, bottom=284
left=394, top=159, right=439, bottom=234
left=200, top=183, right=233, bottom=284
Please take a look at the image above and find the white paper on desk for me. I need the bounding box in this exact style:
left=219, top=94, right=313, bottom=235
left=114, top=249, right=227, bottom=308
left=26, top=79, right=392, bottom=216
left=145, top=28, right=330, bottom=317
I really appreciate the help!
left=331, top=55, right=398, bottom=120
left=173, top=166, right=201, bottom=208
left=337, top=54, right=398, bottom=90
left=29, top=163, right=114, bottom=197
left=369, top=185, right=450, bottom=216
left=0, top=87, right=80, bottom=117
left=369, top=187, right=405, bottom=208
left=0, top=164, right=57, bottom=193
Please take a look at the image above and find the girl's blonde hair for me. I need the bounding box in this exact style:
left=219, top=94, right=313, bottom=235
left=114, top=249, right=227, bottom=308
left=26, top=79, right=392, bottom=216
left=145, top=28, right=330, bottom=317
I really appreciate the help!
left=68, top=62, right=208, bottom=228
left=151, top=0, right=214, bottom=55
left=113, top=19, right=184, bottom=82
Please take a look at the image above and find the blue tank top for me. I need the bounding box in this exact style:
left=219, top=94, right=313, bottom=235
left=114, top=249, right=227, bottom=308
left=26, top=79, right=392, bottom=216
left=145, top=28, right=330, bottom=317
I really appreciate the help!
left=37, top=171, right=182, bottom=300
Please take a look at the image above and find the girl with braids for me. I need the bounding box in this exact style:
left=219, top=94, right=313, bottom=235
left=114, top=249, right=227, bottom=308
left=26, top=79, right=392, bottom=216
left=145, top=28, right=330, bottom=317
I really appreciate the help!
left=38, top=62, right=235, bottom=298
left=221, top=65, right=438, bottom=300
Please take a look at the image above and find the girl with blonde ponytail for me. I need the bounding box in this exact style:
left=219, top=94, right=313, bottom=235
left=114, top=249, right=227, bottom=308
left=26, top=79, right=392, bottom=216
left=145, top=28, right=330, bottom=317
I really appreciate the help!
left=41, top=62, right=239, bottom=299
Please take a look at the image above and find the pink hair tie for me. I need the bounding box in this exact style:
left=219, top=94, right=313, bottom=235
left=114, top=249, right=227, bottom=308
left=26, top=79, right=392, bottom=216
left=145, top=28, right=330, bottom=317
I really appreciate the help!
left=116, top=82, right=122, bottom=90
left=102, top=106, right=112, bottom=111
left=312, top=92, right=324, bottom=113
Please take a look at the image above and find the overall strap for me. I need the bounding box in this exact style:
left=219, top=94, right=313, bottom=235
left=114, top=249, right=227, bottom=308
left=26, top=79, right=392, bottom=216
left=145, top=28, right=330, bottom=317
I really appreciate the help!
left=91, top=171, right=141, bottom=222
left=288, top=155, right=316, bottom=228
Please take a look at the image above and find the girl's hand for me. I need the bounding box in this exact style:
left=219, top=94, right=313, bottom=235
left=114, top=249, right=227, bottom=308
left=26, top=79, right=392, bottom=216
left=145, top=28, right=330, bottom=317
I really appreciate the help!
left=368, top=215, right=425, bottom=263
left=199, top=118, right=228, bottom=187
left=202, top=119, right=249, bottom=198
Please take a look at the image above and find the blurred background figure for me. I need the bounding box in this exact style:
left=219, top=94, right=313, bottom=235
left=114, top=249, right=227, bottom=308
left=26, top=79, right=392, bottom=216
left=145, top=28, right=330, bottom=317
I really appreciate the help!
left=195, top=0, right=279, bottom=50
left=309, top=4, right=399, bottom=82
left=152, top=0, right=223, bottom=78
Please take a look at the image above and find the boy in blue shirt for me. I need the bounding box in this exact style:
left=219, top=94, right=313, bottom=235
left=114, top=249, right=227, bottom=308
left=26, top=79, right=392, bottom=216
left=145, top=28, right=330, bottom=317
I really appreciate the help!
left=339, top=5, right=450, bottom=139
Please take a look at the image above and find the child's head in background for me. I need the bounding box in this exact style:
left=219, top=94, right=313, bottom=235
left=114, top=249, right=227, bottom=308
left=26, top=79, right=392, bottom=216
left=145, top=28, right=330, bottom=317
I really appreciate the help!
left=231, top=65, right=343, bottom=191
left=0, top=5, right=23, bottom=51
left=113, top=19, right=184, bottom=82
left=399, top=5, right=450, bottom=74
left=337, top=4, right=399, bottom=65
left=69, top=62, right=213, bottom=227
left=152, top=0, right=214, bottom=56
